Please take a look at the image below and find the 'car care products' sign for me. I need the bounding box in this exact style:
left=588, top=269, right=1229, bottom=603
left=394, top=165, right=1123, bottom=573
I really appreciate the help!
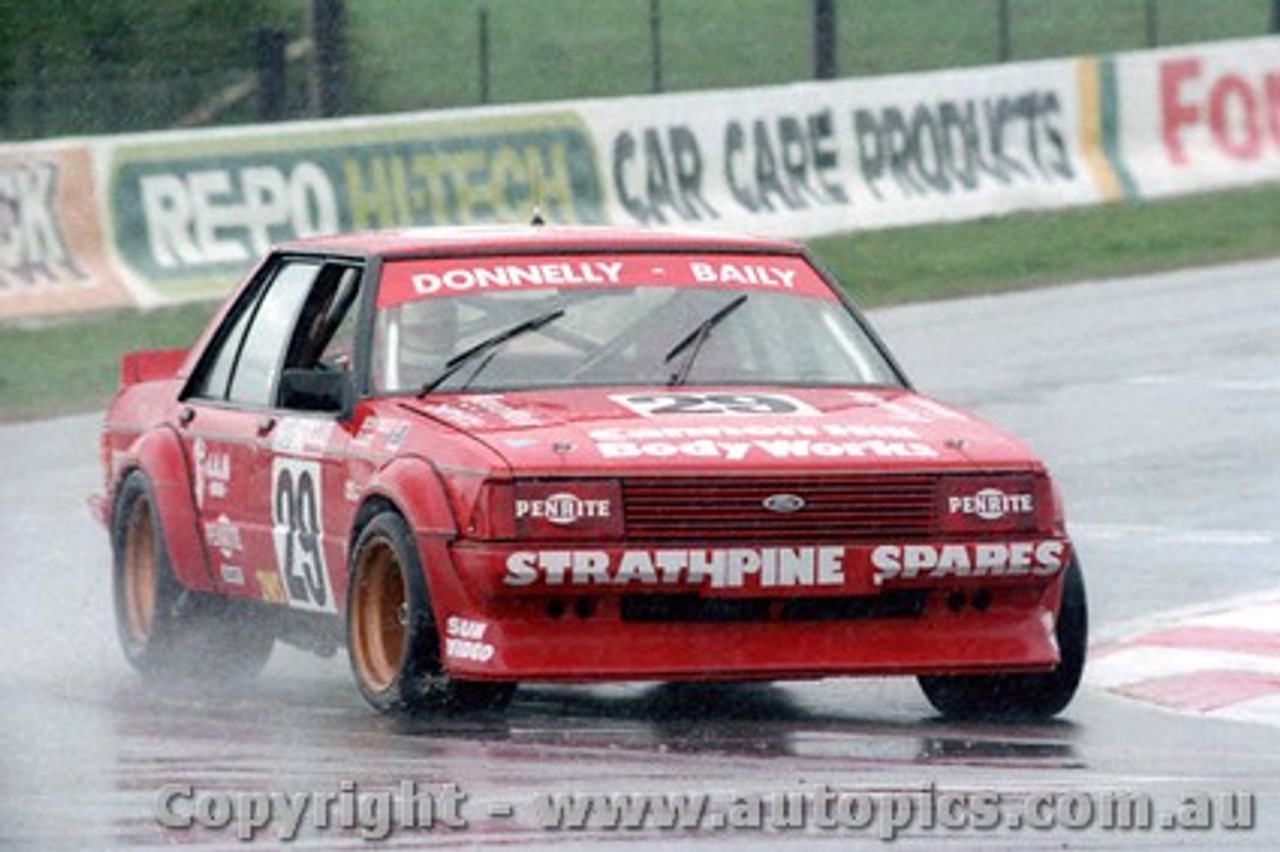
left=582, top=57, right=1099, bottom=236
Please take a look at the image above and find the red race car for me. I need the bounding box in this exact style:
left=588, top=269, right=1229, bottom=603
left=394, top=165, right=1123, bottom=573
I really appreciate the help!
left=97, top=225, right=1085, bottom=719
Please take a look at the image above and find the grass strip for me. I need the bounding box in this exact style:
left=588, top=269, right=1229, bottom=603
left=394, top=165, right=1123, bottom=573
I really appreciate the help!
left=2, top=184, right=1278, bottom=421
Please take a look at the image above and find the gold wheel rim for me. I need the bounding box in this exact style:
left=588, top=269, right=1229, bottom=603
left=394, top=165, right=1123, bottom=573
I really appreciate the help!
left=123, top=499, right=157, bottom=642
left=350, top=541, right=408, bottom=692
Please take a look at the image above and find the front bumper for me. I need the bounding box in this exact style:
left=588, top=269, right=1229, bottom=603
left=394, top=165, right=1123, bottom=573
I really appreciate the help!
left=426, top=537, right=1071, bottom=682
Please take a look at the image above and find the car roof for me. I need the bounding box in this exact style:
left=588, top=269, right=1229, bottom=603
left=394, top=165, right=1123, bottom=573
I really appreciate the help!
left=275, top=225, right=808, bottom=261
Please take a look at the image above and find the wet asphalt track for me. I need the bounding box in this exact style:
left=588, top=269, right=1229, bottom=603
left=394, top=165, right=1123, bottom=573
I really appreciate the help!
left=2, top=258, right=1279, bottom=849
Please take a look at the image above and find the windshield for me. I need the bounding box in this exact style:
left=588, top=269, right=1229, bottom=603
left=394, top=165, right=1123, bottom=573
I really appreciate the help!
left=371, top=253, right=901, bottom=394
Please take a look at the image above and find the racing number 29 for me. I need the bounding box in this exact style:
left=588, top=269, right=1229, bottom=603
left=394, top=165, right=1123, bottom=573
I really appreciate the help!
left=621, top=392, right=806, bottom=416
left=271, top=458, right=335, bottom=612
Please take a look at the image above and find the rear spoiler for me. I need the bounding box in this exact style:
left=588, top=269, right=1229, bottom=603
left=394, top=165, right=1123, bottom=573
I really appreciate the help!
left=119, top=348, right=188, bottom=388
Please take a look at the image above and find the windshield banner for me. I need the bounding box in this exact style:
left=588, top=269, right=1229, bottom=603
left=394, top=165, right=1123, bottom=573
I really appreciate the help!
left=377, top=252, right=836, bottom=307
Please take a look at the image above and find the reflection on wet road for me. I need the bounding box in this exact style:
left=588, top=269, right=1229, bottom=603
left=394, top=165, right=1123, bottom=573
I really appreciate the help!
left=4, top=661, right=1277, bottom=848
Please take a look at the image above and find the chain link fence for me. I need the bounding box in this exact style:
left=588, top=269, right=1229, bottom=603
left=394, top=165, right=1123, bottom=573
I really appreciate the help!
left=2, top=0, right=1276, bottom=141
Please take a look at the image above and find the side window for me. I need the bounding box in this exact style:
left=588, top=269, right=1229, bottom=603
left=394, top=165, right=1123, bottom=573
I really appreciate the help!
left=194, top=296, right=255, bottom=401
left=226, top=261, right=323, bottom=406
left=285, top=265, right=363, bottom=374
left=189, top=260, right=363, bottom=408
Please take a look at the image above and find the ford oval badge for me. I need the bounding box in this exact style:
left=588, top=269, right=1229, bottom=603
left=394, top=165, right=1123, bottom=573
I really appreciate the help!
left=763, top=493, right=806, bottom=514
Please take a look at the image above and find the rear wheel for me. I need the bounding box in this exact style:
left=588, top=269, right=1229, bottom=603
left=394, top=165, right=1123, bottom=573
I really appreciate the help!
left=346, top=511, right=515, bottom=714
left=918, top=558, right=1087, bottom=720
left=112, top=471, right=274, bottom=680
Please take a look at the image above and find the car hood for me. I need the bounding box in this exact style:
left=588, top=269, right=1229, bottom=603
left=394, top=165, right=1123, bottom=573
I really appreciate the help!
left=400, top=386, right=1045, bottom=476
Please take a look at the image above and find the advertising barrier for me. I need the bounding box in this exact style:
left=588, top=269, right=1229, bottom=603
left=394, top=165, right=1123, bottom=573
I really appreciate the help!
left=1110, top=36, right=1280, bottom=199
left=0, top=36, right=1274, bottom=318
left=105, top=110, right=603, bottom=299
left=0, top=143, right=135, bottom=319
left=582, top=58, right=1105, bottom=237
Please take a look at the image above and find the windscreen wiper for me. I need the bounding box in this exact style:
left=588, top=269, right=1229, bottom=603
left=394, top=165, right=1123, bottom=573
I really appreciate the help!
left=664, top=294, right=748, bottom=386
left=418, top=308, right=565, bottom=396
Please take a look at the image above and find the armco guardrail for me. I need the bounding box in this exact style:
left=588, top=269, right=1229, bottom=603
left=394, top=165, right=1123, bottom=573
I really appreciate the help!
left=1, top=36, right=1275, bottom=321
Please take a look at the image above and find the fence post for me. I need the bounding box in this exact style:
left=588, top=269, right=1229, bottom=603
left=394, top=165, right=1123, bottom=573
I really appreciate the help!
left=478, top=7, right=491, bottom=104
left=813, top=0, right=837, bottom=79
left=256, top=29, right=287, bottom=121
left=310, top=0, right=345, bottom=117
left=33, top=41, right=48, bottom=138
left=650, top=0, right=663, bottom=93
left=997, top=0, right=1011, bottom=62
left=1144, top=0, right=1158, bottom=47
left=1273, top=0, right=1280, bottom=32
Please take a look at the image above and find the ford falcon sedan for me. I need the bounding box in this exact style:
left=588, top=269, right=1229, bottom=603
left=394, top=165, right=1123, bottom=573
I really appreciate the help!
left=97, top=225, right=1086, bottom=719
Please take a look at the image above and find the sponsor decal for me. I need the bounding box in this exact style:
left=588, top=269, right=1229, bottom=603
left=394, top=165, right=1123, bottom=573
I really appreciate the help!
left=272, top=418, right=334, bottom=456
left=612, top=391, right=820, bottom=418
left=271, top=458, right=336, bottom=613
left=420, top=395, right=543, bottom=431
left=411, top=261, right=623, bottom=296
left=444, top=616, right=495, bottom=664
left=353, top=416, right=411, bottom=451
left=590, top=423, right=919, bottom=440
left=219, top=564, right=245, bottom=586
left=504, top=546, right=846, bottom=589
left=421, top=402, right=488, bottom=430
left=689, top=262, right=796, bottom=288
left=388, top=422, right=410, bottom=449
left=343, top=479, right=361, bottom=503
left=192, top=437, right=231, bottom=508
left=947, top=488, right=1034, bottom=521
left=594, top=437, right=937, bottom=462
left=593, top=407, right=938, bottom=460
left=256, top=569, right=285, bottom=604
left=514, top=481, right=621, bottom=538
left=468, top=395, right=542, bottom=427
left=203, top=513, right=243, bottom=559
left=379, top=253, right=832, bottom=307
left=515, top=492, right=612, bottom=526
left=846, top=391, right=968, bottom=423
left=870, top=541, right=1066, bottom=581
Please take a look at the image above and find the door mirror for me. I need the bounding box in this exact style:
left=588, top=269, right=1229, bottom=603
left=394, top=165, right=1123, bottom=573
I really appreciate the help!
left=278, top=368, right=351, bottom=414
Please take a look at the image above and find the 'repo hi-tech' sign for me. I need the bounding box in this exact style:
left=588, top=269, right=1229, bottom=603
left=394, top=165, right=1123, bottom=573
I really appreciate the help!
left=1112, top=36, right=1280, bottom=199
left=583, top=57, right=1102, bottom=238
left=106, top=111, right=604, bottom=299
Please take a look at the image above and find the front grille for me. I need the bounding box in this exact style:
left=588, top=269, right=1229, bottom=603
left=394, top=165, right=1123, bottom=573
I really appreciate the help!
left=623, top=475, right=938, bottom=542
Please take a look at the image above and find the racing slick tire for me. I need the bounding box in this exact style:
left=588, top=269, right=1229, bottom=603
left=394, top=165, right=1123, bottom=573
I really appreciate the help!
left=346, top=510, right=516, bottom=714
left=112, top=471, right=275, bottom=680
left=918, top=558, right=1087, bottom=721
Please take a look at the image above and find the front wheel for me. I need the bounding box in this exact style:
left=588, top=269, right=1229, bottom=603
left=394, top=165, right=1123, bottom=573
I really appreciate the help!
left=346, top=511, right=515, bottom=714
left=918, top=558, right=1087, bottom=721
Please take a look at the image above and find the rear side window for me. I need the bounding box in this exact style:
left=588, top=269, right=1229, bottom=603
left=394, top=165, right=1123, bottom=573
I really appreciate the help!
left=188, top=260, right=322, bottom=406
